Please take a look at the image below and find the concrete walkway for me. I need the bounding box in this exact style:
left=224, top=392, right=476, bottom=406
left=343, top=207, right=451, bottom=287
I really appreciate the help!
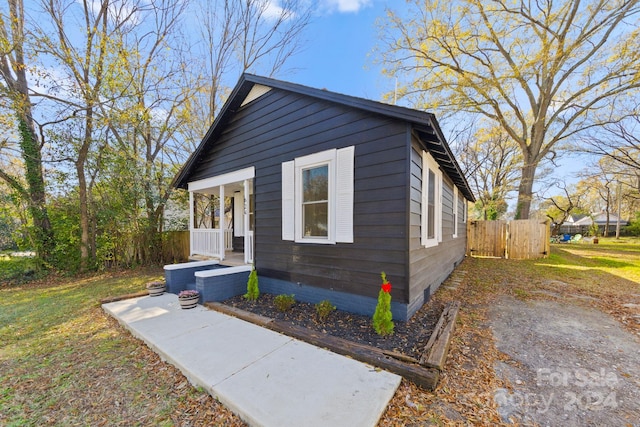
left=103, top=294, right=401, bottom=427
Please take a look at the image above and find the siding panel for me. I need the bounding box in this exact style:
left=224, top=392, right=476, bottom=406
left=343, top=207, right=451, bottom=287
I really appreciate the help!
left=187, top=88, right=409, bottom=301
left=408, top=138, right=467, bottom=312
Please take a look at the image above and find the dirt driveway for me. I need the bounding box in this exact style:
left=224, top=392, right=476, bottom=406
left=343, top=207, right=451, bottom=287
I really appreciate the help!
left=488, top=294, right=640, bottom=426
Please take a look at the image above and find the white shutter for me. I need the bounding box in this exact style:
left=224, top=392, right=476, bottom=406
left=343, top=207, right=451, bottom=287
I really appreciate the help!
left=282, top=161, right=295, bottom=241
left=335, top=146, right=354, bottom=243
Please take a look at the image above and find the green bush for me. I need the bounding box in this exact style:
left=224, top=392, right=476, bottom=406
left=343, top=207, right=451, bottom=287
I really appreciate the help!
left=274, top=294, right=295, bottom=312
left=372, top=272, right=394, bottom=336
left=0, top=253, right=40, bottom=284
left=626, top=212, right=640, bottom=236
left=315, top=299, right=336, bottom=321
left=244, top=268, right=259, bottom=301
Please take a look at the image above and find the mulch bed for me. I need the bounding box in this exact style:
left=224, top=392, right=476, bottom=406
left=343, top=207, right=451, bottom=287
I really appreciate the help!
left=221, top=293, right=444, bottom=360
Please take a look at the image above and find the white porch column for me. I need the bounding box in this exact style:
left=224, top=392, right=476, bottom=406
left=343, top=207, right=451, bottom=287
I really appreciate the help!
left=243, top=179, right=251, bottom=264
left=189, top=191, right=194, bottom=256
left=219, top=185, right=225, bottom=260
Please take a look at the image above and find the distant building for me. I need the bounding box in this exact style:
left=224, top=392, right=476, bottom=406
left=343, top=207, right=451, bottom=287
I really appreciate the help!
left=560, top=212, right=629, bottom=235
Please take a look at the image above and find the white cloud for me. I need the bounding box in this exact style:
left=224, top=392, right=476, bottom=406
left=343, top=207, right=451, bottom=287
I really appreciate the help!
left=259, top=0, right=296, bottom=20
left=261, top=0, right=284, bottom=18
left=324, top=0, right=372, bottom=13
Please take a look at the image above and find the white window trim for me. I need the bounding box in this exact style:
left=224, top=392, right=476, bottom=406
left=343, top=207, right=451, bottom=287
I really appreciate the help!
left=453, top=186, right=459, bottom=238
left=462, top=198, right=467, bottom=223
left=282, top=147, right=354, bottom=245
left=294, top=150, right=336, bottom=244
left=421, top=151, right=442, bottom=248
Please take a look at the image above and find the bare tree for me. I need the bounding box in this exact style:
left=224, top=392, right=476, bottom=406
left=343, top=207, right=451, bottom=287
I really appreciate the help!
left=192, top=0, right=311, bottom=128
left=452, top=121, right=521, bottom=219
left=582, top=112, right=640, bottom=193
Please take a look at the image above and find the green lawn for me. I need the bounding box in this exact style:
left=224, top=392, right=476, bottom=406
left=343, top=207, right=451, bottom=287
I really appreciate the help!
left=461, top=237, right=640, bottom=301
left=1, top=239, right=638, bottom=426
left=0, top=268, right=244, bottom=426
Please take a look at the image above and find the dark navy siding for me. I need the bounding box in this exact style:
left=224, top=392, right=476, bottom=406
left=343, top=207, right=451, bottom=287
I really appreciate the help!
left=408, top=139, right=467, bottom=315
left=187, top=88, right=410, bottom=302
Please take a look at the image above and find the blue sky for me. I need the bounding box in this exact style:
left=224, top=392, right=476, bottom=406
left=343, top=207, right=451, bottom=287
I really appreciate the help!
left=283, top=0, right=396, bottom=101
left=282, top=1, right=591, bottom=197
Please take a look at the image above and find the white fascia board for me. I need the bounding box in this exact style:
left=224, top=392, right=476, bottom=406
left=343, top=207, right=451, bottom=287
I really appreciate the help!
left=188, top=167, right=255, bottom=192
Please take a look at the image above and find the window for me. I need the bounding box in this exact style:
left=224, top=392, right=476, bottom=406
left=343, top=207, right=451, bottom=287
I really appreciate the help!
left=462, top=197, right=467, bottom=223
left=453, top=186, right=459, bottom=238
left=422, top=151, right=442, bottom=248
left=302, top=165, right=329, bottom=238
left=282, top=147, right=354, bottom=244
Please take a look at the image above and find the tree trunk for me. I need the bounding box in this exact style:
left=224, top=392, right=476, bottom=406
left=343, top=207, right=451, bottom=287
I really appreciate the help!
left=77, top=112, right=93, bottom=271
left=515, top=161, right=537, bottom=220
left=0, top=0, right=55, bottom=264
left=18, top=117, right=55, bottom=263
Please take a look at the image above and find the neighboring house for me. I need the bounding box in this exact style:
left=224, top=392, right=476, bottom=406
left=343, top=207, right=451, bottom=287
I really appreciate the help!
left=170, top=74, right=475, bottom=320
left=565, top=212, right=630, bottom=235
left=557, top=214, right=587, bottom=235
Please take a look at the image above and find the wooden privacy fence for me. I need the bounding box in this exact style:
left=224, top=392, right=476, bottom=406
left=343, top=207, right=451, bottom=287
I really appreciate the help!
left=108, top=230, right=190, bottom=267
left=467, top=219, right=550, bottom=259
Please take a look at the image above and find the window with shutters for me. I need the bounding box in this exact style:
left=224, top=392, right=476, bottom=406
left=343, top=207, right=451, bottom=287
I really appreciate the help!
left=422, top=151, right=442, bottom=248
left=282, top=147, right=354, bottom=244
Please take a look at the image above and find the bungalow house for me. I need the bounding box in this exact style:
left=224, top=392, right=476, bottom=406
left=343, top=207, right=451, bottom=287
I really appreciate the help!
left=168, top=74, right=475, bottom=321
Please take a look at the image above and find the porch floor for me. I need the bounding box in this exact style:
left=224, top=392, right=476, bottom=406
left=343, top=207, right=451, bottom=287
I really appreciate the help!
left=189, top=252, right=248, bottom=267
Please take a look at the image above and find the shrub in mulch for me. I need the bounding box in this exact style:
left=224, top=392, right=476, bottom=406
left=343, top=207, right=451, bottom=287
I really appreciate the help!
left=222, top=293, right=442, bottom=360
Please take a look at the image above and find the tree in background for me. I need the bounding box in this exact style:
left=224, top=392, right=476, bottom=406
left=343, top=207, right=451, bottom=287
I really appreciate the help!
left=98, top=0, right=192, bottom=264
left=0, top=0, right=311, bottom=272
left=0, top=0, right=54, bottom=263
left=378, top=0, right=640, bottom=219
left=451, top=122, right=521, bottom=219
left=578, top=156, right=639, bottom=229
left=541, top=183, right=587, bottom=235
left=185, top=0, right=312, bottom=142
left=582, top=110, right=640, bottom=200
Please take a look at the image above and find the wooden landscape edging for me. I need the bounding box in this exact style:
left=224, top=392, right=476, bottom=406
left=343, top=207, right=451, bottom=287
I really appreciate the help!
left=206, top=301, right=461, bottom=391
left=99, top=290, right=150, bottom=304
left=420, top=301, right=460, bottom=370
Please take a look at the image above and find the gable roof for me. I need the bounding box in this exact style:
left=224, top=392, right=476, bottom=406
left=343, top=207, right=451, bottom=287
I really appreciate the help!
left=173, top=73, right=475, bottom=202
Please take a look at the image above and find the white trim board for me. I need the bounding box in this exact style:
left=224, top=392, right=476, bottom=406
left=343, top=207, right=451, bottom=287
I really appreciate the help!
left=188, top=167, right=255, bottom=192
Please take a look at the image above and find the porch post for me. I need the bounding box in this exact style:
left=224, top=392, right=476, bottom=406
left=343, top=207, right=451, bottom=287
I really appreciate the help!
left=189, top=191, right=194, bottom=256
left=243, top=179, right=250, bottom=264
left=219, top=185, right=225, bottom=260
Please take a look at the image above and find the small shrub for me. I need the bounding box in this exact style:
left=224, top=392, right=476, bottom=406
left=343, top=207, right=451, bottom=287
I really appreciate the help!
left=315, top=299, right=336, bottom=321
left=274, top=294, right=295, bottom=312
left=372, top=271, right=394, bottom=336
left=244, top=267, right=259, bottom=301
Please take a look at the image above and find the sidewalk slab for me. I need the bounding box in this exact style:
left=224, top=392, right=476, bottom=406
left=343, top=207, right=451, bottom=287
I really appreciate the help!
left=103, top=294, right=401, bottom=427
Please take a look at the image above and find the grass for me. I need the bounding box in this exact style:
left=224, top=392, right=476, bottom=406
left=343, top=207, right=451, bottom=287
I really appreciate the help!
left=0, top=268, right=244, bottom=426
left=1, top=238, right=639, bottom=426
left=378, top=237, right=640, bottom=426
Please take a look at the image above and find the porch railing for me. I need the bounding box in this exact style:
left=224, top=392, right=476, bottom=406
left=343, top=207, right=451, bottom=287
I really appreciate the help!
left=191, top=228, right=233, bottom=258
left=245, top=231, right=254, bottom=264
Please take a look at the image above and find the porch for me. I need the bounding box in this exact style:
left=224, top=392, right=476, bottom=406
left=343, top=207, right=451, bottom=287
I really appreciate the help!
left=188, top=167, right=255, bottom=265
